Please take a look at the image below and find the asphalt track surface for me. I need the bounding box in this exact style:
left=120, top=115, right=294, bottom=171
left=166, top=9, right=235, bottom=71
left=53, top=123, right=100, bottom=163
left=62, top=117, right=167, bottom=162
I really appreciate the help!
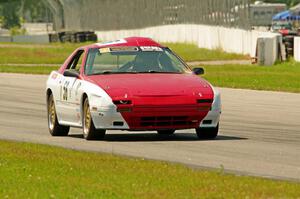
left=0, top=73, right=300, bottom=181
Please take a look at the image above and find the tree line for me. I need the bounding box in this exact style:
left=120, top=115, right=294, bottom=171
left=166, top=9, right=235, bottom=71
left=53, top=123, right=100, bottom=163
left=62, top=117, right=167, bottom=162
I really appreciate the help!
left=2, top=0, right=300, bottom=30
left=0, top=0, right=51, bottom=29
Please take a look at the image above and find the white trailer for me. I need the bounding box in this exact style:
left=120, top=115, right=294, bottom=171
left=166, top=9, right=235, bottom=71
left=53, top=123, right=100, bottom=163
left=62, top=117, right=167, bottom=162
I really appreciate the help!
left=250, top=2, right=287, bottom=27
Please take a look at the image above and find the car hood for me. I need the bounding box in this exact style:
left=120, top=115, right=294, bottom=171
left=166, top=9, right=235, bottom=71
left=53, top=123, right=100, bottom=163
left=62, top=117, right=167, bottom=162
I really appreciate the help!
left=86, top=73, right=214, bottom=104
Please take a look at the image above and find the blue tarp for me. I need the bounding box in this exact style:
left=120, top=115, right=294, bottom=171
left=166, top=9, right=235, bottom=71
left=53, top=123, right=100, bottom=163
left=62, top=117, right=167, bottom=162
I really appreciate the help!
left=273, top=10, right=300, bottom=21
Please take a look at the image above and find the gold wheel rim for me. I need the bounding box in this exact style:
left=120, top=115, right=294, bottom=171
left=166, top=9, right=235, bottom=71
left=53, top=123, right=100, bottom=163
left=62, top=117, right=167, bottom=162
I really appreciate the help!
left=83, top=100, right=91, bottom=135
left=48, top=98, right=56, bottom=130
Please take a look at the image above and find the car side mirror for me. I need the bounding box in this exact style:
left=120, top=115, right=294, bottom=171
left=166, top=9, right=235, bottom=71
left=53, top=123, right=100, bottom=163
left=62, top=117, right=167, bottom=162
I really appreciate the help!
left=63, top=70, right=80, bottom=78
left=192, top=67, right=205, bottom=75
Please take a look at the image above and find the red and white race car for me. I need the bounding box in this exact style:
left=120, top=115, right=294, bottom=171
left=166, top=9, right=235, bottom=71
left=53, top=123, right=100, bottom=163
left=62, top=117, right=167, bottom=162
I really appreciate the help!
left=46, top=37, right=221, bottom=140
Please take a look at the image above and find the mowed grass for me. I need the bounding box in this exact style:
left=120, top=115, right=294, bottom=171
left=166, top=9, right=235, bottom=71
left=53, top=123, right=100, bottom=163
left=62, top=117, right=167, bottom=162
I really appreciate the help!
left=0, top=140, right=299, bottom=198
left=0, top=42, right=247, bottom=64
left=165, top=43, right=248, bottom=61
left=1, top=61, right=300, bottom=93
left=202, top=61, right=300, bottom=93
left=0, top=43, right=84, bottom=64
left=0, top=42, right=299, bottom=93
left=0, top=65, right=58, bottom=74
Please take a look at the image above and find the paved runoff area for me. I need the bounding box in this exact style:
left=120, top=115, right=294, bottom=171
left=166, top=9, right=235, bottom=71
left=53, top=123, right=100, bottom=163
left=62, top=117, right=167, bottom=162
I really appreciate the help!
left=0, top=73, right=300, bottom=181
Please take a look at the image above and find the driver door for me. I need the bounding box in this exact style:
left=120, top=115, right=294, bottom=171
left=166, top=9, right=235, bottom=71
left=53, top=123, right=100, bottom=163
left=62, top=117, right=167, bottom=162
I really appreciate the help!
left=58, top=50, right=84, bottom=125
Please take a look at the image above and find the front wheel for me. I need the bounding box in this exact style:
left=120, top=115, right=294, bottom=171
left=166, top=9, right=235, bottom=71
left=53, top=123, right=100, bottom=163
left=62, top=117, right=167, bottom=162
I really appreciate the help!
left=195, top=124, right=219, bottom=140
left=83, top=97, right=106, bottom=140
left=47, top=93, right=70, bottom=136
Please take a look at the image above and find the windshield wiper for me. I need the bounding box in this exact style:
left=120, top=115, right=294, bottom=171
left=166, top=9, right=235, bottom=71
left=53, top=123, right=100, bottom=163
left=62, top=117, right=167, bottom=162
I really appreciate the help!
left=138, top=70, right=181, bottom=74
left=90, top=71, right=138, bottom=75
left=89, top=70, right=181, bottom=75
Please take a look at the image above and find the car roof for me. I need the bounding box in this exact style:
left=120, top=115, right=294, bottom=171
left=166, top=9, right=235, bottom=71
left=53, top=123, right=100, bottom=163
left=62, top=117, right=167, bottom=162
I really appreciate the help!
left=82, top=37, right=164, bottom=49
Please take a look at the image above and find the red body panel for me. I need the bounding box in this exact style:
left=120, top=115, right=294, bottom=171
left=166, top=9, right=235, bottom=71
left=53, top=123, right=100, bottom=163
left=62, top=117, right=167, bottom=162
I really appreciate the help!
left=93, top=37, right=162, bottom=48
left=86, top=74, right=212, bottom=99
left=86, top=74, right=214, bottom=130
left=279, top=29, right=290, bottom=36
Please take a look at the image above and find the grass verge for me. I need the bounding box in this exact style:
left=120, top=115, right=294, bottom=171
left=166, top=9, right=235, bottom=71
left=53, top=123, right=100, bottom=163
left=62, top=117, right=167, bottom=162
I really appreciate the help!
left=0, top=42, right=247, bottom=64
left=0, top=43, right=85, bottom=64
left=165, top=43, right=248, bottom=61
left=0, top=140, right=299, bottom=198
left=1, top=60, right=300, bottom=93
left=202, top=61, right=300, bottom=93
left=0, top=65, right=58, bottom=74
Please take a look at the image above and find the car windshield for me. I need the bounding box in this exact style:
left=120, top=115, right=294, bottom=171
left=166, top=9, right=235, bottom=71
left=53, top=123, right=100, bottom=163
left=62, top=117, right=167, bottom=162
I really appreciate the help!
left=85, top=46, right=190, bottom=75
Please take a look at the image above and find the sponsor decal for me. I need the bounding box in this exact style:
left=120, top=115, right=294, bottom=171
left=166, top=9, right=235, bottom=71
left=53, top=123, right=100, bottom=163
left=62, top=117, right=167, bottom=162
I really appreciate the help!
left=75, top=82, right=81, bottom=97
left=51, top=73, right=58, bottom=80
left=99, top=46, right=138, bottom=54
left=98, top=113, right=104, bottom=117
left=110, top=47, right=138, bottom=52
left=99, top=48, right=110, bottom=53
left=140, top=46, right=163, bottom=52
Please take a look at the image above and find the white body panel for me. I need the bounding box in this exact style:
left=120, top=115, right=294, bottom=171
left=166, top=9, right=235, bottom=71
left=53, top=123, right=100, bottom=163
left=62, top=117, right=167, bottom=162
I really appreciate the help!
left=46, top=71, right=129, bottom=130
left=199, top=86, right=221, bottom=128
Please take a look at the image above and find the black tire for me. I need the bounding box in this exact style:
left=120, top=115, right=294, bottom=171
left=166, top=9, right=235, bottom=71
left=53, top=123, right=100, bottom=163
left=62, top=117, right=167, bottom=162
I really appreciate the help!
left=283, top=36, right=294, bottom=43
left=82, top=97, right=106, bottom=140
left=195, top=124, right=219, bottom=140
left=284, top=42, right=293, bottom=48
left=285, top=47, right=293, bottom=54
left=47, top=93, right=70, bottom=136
left=157, top=129, right=175, bottom=135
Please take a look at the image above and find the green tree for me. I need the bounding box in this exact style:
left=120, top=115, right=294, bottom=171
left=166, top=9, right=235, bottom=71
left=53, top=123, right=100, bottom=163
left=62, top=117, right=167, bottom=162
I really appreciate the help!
left=0, top=1, right=20, bottom=29
left=0, top=0, right=51, bottom=29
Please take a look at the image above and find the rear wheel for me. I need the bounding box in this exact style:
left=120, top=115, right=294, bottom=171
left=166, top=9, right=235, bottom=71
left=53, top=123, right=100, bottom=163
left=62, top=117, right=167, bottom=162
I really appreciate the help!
left=195, top=124, right=219, bottom=140
left=157, top=129, right=175, bottom=135
left=83, top=97, right=106, bottom=140
left=47, top=93, right=70, bottom=136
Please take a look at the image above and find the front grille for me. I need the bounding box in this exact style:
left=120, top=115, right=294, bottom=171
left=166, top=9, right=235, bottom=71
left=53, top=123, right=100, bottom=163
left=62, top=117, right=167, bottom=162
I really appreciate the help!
left=140, top=116, right=195, bottom=127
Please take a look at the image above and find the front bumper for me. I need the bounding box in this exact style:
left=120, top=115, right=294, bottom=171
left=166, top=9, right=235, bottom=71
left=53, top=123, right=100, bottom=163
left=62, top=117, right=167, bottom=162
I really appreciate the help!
left=199, top=109, right=221, bottom=128
left=91, top=104, right=215, bottom=131
left=90, top=87, right=221, bottom=130
left=91, top=106, right=130, bottom=130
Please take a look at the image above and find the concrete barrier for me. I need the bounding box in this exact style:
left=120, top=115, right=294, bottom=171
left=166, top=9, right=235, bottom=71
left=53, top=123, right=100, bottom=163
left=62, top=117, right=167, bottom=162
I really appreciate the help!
left=257, top=35, right=279, bottom=66
left=12, top=34, right=50, bottom=44
left=96, top=24, right=279, bottom=57
left=22, top=23, right=53, bottom=35
left=0, top=36, right=12, bottom=42
left=294, top=37, right=300, bottom=62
